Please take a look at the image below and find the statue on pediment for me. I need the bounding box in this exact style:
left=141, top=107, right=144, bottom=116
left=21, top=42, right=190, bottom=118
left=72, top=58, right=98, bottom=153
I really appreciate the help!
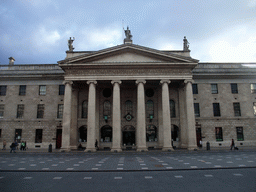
left=68, top=37, right=75, bottom=51
left=124, top=27, right=133, bottom=44
left=183, top=36, right=190, bottom=51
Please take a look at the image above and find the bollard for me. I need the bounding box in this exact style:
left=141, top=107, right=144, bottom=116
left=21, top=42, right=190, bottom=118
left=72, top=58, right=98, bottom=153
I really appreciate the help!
left=48, top=144, right=52, bottom=152
left=206, top=142, right=210, bottom=150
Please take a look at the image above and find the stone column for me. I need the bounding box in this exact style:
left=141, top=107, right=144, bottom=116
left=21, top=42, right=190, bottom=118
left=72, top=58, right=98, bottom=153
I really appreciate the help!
left=111, top=80, right=122, bottom=152
left=160, top=80, right=174, bottom=151
left=70, top=88, right=78, bottom=150
left=136, top=80, right=148, bottom=152
left=61, top=81, right=73, bottom=151
left=85, top=81, right=97, bottom=152
left=184, top=80, right=197, bottom=150
left=179, top=86, right=188, bottom=148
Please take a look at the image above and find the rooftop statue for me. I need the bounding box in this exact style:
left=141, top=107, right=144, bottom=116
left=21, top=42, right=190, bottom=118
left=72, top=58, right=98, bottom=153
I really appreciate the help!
left=124, top=27, right=132, bottom=43
left=183, top=36, right=190, bottom=51
left=68, top=37, right=75, bottom=51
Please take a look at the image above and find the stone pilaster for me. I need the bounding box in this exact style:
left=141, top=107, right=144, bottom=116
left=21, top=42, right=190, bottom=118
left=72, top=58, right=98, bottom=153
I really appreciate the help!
left=184, top=80, right=197, bottom=150
left=136, top=80, right=148, bottom=152
left=111, top=80, right=122, bottom=152
left=61, top=80, right=73, bottom=151
left=160, top=80, right=174, bottom=151
left=85, top=80, right=97, bottom=152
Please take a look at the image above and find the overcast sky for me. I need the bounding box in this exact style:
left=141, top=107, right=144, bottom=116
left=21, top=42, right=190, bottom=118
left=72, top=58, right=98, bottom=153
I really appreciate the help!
left=0, top=0, right=256, bottom=64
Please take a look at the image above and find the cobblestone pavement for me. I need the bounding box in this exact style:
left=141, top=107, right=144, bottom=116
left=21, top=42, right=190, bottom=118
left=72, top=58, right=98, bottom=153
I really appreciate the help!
left=0, top=151, right=256, bottom=171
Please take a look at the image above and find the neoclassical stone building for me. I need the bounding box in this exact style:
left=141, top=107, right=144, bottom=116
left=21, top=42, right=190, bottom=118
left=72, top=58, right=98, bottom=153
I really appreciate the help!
left=0, top=30, right=256, bottom=151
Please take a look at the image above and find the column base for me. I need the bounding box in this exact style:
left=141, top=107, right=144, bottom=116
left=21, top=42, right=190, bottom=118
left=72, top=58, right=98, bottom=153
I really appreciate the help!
left=60, top=147, right=71, bottom=152
left=84, top=148, right=97, bottom=152
left=136, top=147, right=148, bottom=152
left=111, top=148, right=122, bottom=152
left=162, top=147, right=174, bottom=151
left=187, top=146, right=198, bottom=151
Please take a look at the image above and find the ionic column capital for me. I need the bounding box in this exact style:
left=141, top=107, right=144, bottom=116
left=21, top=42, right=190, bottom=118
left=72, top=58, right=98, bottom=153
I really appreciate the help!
left=160, top=79, right=171, bottom=85
left=135, top=79, right=146, bottom=85
left=184, top=79, right=194, bottom=84
left=63, top=80, right=73, bottom=85
left=111, top=80, right=122, bottom=85
left=87, top=80, right=97, bottom=85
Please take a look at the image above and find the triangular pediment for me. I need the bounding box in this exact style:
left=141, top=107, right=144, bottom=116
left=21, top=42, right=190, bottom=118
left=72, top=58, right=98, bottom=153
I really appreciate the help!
left=58, top=44, right=199, bottom=65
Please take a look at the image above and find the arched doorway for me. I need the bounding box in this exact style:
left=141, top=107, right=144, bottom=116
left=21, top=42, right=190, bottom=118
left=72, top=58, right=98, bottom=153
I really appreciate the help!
left=101, top=125, right=112, bottom=142
left=122, top=125, right=135, bottom=146
left=79, top=126, right=87, bottom=142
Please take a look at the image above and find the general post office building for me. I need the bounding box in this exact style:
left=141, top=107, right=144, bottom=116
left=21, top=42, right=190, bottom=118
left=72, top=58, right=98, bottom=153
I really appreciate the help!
left=1, top=31, right=256, bottom=151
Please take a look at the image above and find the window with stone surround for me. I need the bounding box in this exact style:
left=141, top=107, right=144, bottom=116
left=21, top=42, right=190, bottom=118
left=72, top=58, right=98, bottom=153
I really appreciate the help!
left=194, top=103, right=200, bottom=117
left=15, top=129, right=22, bottom=143
left=101, top=125, right=112, bottom=142
left=170, top=100, right=176, bottom=118
left=211, top=84, right=218, bottom=94
left=103, top=100, right=111, bottom=121
left=35, top=129, right=43, bottom=143
left=146, top=124, right=157, bottom=142
left=16, top=104, right=24, bottom=119
left=82, top=101, right=88, bottom=118
left=253, top=103, right=256, bottom=116
left=19, top=85, right=26, bottom=96
left=125, top=100, right=133, bottom=114
left=213, top=103, right=221, bottom=117
left=233, top=102, right=241, bottom=116
left=79, top=126, right=87, bottom=142
left=37, top=104, right=44, bottom=118
left=57, top=104, right=63, bottom=119
left=0, top=104, right=4, bottom=118
left=231, top=83, right=238, bottom=94
left=251, top=84, right=256, bottom=93
left=59, top=85, right=65, bottom=95
left=0, top=86, right=7, bottom=96
left=215, top=127, right=223, bottom=141
left=192, top=84, right=198, bottom=94
left=39, top=85, right=46, bottom=95
left=236, top=127, right=244, bottom=141
left=146, top=100, right=154, bottom=120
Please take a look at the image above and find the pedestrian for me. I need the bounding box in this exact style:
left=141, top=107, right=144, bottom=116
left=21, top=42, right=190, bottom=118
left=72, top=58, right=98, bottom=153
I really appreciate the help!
left=2, top=140, right=6, bottom=150
left=230, top=139, right=235, bottom=150
left=199, top=140, right=202, bottom=148
left=15, top=140, right=18, bottom=150
left=10, top=141, right=16, bottom=153
left=20, top=141, right=25, bottom=151
left=24, top=141, right=27, bottom=151
left=95, top=139, right=98, bottom=150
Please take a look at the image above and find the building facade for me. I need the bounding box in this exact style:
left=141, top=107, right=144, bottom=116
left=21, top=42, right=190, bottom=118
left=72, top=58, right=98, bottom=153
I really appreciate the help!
left=0, top=33, right=256, bottom=151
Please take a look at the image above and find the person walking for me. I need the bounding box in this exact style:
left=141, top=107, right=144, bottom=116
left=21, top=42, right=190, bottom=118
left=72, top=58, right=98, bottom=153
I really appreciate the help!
left=95, top=140, right=98, bottom=150
left=230, top=139, right=235, bottom=150
left=10, top=141, right=17, bottom=153
left=2, top=140, right=6, bottom=150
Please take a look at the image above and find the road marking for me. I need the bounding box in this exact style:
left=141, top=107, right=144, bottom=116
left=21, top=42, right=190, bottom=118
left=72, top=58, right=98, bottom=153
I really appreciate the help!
left=145, top=176, right=153, bottom=179
left=114, top=177, right=122, bottom=179
left=191, top=166, right=198, bottom=168
left=239, top=165, right=246, bottom=167
left=79, top=161, right=84, bottom=163
left=140, top=164, right=146, bottom=166
left=178, top=160, right=184, bottom=162
left=248, top=161, right=254, bottom=163
left=118, top=164, right=124, bottom=166
left=166, top=167, right=173, bottom=169
left=20, top=161, right=26, bottom=163
left=217, top=159, right=222, bottom=161
left=30, top=164, right=37, bottom=166
left=8, top=164, right=15, bottom=166
left=214, top=165, right=222, bottom=168
left=66, top=168, right=74, bottom=170
left=0, top=177, right=4, bottom=179
left=227, top=161, right=233, bottom=163
left=233, top=174, right=243, bottom=176
left=95, top=164, right=102, bottom=166
left=175, top=176, right=183, bottom=178
left=73, top=164, right=80, bottom=166
left=52, top=164, right=58, bottom=166
left=204, top=175, right=213, bottom=177
left=205, top=162, right=212, bottom=164
left=92, top=168, right=98, bottom=170
left=162, top=163, right=168, bottom=165
left=24, top=177, right=32, bottom=179
left=158, top=161, right=164, bottom=162
left=18, top=168, right=26, bottom=170
left=59, top=162, right=64, bottom=163
left=117, top=168, right=123, bottom=170
left=42, top=168, right=50, bottom=170
left=184, top=163, right=190, bottom=165
left=39, top=162, right=45, bottom=163
left=53, top=177, right=62, bottom=180
left=141, top=167, right=148, bottom=169
left=84, top=177, right=92, bottom=179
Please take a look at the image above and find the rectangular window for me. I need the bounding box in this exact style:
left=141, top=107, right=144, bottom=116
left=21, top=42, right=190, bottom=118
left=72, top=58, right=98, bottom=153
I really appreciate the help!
left=231, top=83, right=238, bottom=94
left=233, top=102, right=241, bottom=116
left=251, top=83, right=256, bottom=93
left=194, top=103, right=200, bottom=117
left=37, top=104, right=44, bottom=118
left=0, top=104, right=4, bottom=118
left=0, top=86, right=7, bottom=96
left=213, top=103, right=221, bottom=117
left=59, top=85, right=65, bottom=95
left=19, top=85, right=26, bottom=96
left=57, top=104, right=64, bottom=119
left=16, top=104, right=24, bottom=119
left=211, top=84, right=218, bottom=94
left=0, top=129, right=2, bottom=138
left=15, top=129, right=22, bottom=143
left=35, top=129, right=43, bottom=143
left=39, top=85, right=46, bottom=95
left=192, top=84, right=198, bottom=94
left=253, top=103, right=256, bottom=116
left=236, top=127, right=244, bottom=141
left=215, top=127, right=223, bottom=141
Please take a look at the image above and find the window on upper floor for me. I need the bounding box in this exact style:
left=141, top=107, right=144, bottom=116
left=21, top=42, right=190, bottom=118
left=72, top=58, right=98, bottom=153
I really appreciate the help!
left=16, top=104, right=24, bottom=119
left=251, top=84, right=256, bottom=93
left=57, top=104, right=64, bottom=119
left=233, top=102, right=241, bottom=116
left=103, top=100, right=111, bottom=121
left=82, top=101, right=88, bottom=118
left=231, top=83, right=238, bottom=94
left=19, top=85, right=26, bottom=96
left=37, top=104, right=45, bottom=118
left=236, top=127, right=244, bottom=141
left=194, top=103, right=200, bottom=117
left=215, top=127, right=223, bottom=141
left=59, top=85, right=65, bottom=95
left=39, top=85, right=46, bottom=95
left=146, top=100, right=154, bottom=120
left=213, top=103, right=221, bottom=117
left=192, top=84, right=198, bottom=94
left=211, top=84, right=218, bottom=94
left=0, top=104, right=4, bottom=118
left=0, top=86, right=7, bottom=96
left=170, top=100, right=176, bottom=118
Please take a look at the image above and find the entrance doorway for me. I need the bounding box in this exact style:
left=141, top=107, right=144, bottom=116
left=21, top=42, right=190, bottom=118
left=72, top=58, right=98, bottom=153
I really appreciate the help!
left=56, top=129, right=62, bottom=149
left=196, top=123, right=202, bottom=147
left=122, top=126, right=135, bottom=146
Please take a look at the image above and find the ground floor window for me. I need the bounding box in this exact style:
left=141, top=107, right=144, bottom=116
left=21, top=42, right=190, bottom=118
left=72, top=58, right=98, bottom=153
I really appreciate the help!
left=15, top=129, right=22, bottom=143
left=215, top=127, right=223, bottom=141
left=236, top=127, right=244, bottom=141
left=79, top=126, right=87, bottom=142
left=101, top=126, right=112, bottom=142
left=146, top=125, right=157, bottom=142
left=171, top=125, right=179, bottom=141
left=35, top=129, right=43, bottom=143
